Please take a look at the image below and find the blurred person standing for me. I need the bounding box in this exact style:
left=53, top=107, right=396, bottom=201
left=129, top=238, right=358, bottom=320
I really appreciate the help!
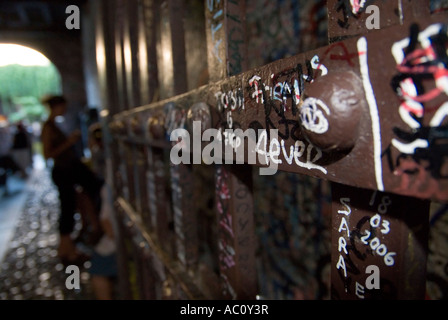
left=87, top=122, right=117, bottom=300
left=40, top=95, right=103, bottom=266
left=89, top=177, right=117, bottom=299
left=0, top=115, right=24, bottom=190
left=11, top=121, right=32, bottom=177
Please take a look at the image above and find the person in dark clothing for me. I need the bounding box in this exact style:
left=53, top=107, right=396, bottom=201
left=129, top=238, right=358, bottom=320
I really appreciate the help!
left=41, top=95, right=103, bottom=266
left=11, top=122, right=32, bottom=176
left=0, top=116, right=25, bottom=190
left=0, top=154, right=22, bottom=189
left=12, top=122, right=29, bottom=149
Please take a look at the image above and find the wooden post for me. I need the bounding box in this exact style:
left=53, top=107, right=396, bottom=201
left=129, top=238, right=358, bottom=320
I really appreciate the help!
left=206, top=0, right=258, bottom=299
left=156, top=0, right=200, bottom=271
left=170, top=161, right=198, bottom=268
left=165, top=102, right=199, bottom=268
left=95, top=0, right=133, bottom=299
left=215, top=164, right=257, bottom=299
left=146, top=145, right=174, bottom=257
left=138, top=0, right=160, bottom=104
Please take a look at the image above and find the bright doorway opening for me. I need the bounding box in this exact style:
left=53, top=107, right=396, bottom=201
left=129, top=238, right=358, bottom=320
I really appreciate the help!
left=0, top=43, right=62, bottom=171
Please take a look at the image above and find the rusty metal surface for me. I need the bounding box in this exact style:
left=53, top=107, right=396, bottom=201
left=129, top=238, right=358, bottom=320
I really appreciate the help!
left=123, top=142, right=137, bottom=209
left=146, top=147, right=175, bottom=257
left=138, top=0, right=160, bottom=104
left=156, top=0, right=188, bottom=99
left=122, top=0, right=141, bottom=109
left=116, top=197, right=206, bottom=299
left=170, top=162, right=199, bottom=268
left=204, top=0, right=258, bottom=299
left=326, top=0, right=430, bottom=43
left=110, top=13, right=448, bottom=203
left=135, top=144, right=151, bottom=230
left=331, top=183, right=430, bottom=299
left=214, top=165, right=257, bottom=299
left=205, top=0, right=248, bottom=81
left=99, top=0, right=448, bottom=301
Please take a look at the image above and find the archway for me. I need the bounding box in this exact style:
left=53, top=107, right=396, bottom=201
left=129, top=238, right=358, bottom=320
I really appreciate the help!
left=0, top=43, right=62, bottom=169
left=0, top=43, right=62, bottom=123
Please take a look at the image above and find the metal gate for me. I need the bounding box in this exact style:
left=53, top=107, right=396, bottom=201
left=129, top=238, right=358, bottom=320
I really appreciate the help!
left=93, top=0, right=448, bottom=300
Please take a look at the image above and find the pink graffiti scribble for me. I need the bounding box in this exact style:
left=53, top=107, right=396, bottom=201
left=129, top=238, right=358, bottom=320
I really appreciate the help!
left=220, top=215, right=234, bottom=237
left=396, top=46, right=448, bottom=103
left=350, top=0, right=366, bottom=14
left=216, top=168, right=231, bottom=200
left=219, top=239, right=236, bottom=269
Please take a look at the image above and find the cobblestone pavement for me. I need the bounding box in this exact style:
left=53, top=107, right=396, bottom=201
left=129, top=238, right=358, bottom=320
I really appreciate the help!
left=0, top=168, right=95, bottom=300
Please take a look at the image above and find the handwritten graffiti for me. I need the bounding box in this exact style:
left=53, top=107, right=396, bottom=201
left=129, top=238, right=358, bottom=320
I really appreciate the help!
left=335, top=0, right=376, bottom=28
left=247, top=55, right=327, bottom=139
left=215, top=88, right=245, bottom=113
left=249, top=55, right=327, bottom=111
left=386, top=23, right=448, bottom=183
left=216, top=167, right=233, bottom=236
left=242, top=57, right=329, bottom=174
left=215, top=166, right=237, bottom=297
left=300, top=97, right=331, bottom=134
left=320, top=42, right=360, bottom=67
left=335, top=201, right=398, bottom=298
left=243, top=57, right=328, bottom=173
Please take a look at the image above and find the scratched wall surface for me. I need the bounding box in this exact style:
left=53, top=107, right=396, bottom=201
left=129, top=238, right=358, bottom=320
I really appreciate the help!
left=246, top=0, right=328, bottom=68
left=193, top=164, right=220, bottom=275
left=184, top=0, right=209, bottom=90
left=253, top=173, right=332, bottom=300
left=431, top=0, right=448, bottom=12
left=427, top=202, right=448, bottom=299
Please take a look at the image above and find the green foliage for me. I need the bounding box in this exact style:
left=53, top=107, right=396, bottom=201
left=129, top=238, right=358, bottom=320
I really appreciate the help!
left=0, top=64, right=61, bottom=123
left=8, top=96, right=48, bottom=123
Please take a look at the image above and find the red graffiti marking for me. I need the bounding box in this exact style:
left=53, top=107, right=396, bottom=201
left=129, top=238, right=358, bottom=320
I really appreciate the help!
left=396, top=45, right=448, bottom=103
left=320, top=42, right=360, bottom=67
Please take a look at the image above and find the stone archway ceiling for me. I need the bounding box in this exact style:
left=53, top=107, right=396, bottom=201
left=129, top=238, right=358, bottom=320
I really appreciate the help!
left=0, top=0, right=86, bottom=33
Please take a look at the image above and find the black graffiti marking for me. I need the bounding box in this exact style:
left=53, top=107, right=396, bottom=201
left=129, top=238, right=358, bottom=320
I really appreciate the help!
left=336, top=264, right=354, bottom=295
left=388, top=23, right=448, bottom=180
left=390, top=24, right=448, bottom=101
left=350, top=215, right=375, bottom=261
left=244, top=60, right=318, bottom=141
left=216, top=88, right=245, bottom=113
left=236, top=202, right=250, bottom=215
left=270, top=62, right=314, bottom=115
left=335, top=214, right=381, bottom=296
left=335, top=0, right=377, bottom=29
left=391, top=126, right=448, bottom=179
